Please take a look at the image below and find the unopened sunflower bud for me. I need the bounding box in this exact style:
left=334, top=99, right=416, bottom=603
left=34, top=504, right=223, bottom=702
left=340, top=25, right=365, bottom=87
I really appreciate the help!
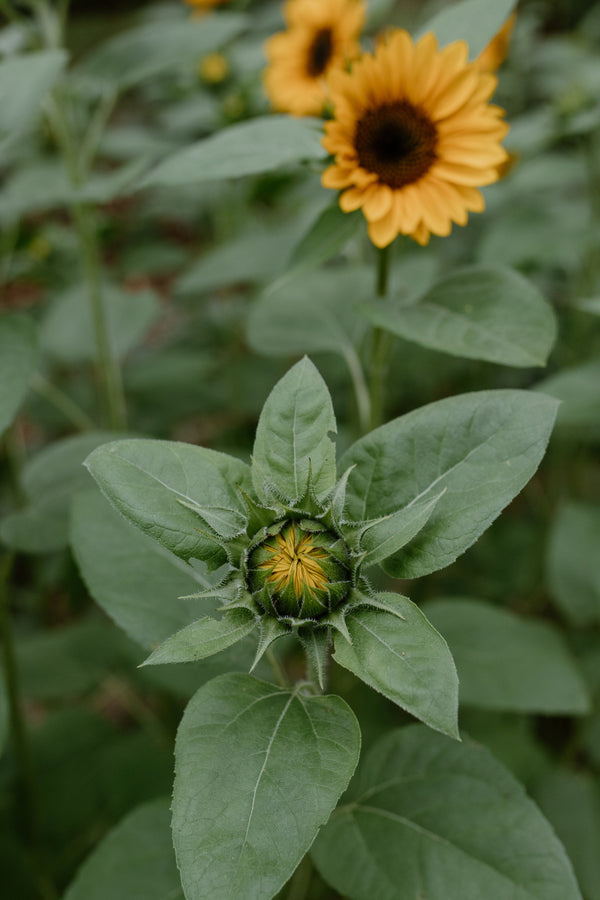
left=247, top=520, right=351, bottom=620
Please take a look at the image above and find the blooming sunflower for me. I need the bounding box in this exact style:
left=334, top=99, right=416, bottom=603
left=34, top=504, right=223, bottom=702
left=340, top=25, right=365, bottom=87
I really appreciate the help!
left=322, top=29, right=509, bottom=247
left=264, top=0, right=365, bottom=117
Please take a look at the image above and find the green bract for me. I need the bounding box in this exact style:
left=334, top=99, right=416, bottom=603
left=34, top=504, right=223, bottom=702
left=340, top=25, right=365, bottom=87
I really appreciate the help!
left=85, top=356, right=559, bottom=739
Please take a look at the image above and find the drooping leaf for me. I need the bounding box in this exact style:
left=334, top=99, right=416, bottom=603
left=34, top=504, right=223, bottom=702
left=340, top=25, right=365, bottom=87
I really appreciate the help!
left=79, top=15, right=247, bottom=93
left=173, top=673, right=361, bottom=900
left=419, top=0, right=517, bottom=59
left=63, top=798, right=183, bottom=900
left=547, top=503, right=600, bottom=626
left=0, top=314, right=38, bottom=437
left=422, top=598, right=590, bottom=713
left=0, top=50, right=67, bottom=154
left=278, top=204, right=363, bottom=285
left=359, top=265, right=557, bottom=367
left=312, top=724, right=582, bottom=900
left=340, top=390, right=559, bottom=578
left=252, top=357, right=337, bottom=504
left=247, top=266, right=371, bottom=359
left=0, top=432, right=114, bottom=554
left=85, top=440, right=251, bottom=565
left=333, top=596, right=459, bottom=739
left=141, top=116, right=326, bottom=188
left=142, top=610, right=257, bottom=666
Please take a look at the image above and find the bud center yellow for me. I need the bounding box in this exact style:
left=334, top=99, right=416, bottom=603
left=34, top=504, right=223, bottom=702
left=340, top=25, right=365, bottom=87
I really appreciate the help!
left=258, top=525, right=329, bottom=598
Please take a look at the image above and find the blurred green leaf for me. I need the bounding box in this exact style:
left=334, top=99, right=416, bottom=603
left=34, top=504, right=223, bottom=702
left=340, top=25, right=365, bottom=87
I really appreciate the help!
left=333, top=596, right=459, bottom=738
left=0, top=314, right=38, bottom=437
left=419, top=0, right=517, bottom=58
left=340, top=390, right=559, bottom=579
left=0, top=432, right=113, bottom=553
left=79, top=15, right=247, bottom=93
left=64, top=798, right=183, bottom=900
left=173, top=673, right=360, bottom=900
left=312, top=724, right=582, bottom=900
left=41, top=282, right=161, bottom=364
left=279, top=204, right=363, bottom=285
left=422, top=598, right=590, bottom=713
left=359, top=265, right=557, bottom=367
left=0, top=674, right=7, bottom=757
left=141, top=116, right=326, bottom=188
left=247, top=266, right=371, bottom=358
left=252, top=357, right=337, bottom=504
left=547, top=503, right=600, bottom=626
left=0, top=50, right=67, bottom=155
left=533, top=768, right=600, bottom=900
left=536, top=359, right=600, bottom=441
left=143, top=610, right=257, bottom=667
left=85, top=440, right=251, bottom=564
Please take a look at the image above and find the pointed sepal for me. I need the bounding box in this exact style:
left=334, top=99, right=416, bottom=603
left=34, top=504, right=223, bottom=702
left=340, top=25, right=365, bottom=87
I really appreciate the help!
left=250, top=617, right=291, bottom=672
left=299, top=626, right=330, bottom=690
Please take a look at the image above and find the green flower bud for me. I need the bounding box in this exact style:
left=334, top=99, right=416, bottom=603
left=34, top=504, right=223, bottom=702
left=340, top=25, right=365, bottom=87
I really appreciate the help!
left=247, top=520, right=351, bottom=620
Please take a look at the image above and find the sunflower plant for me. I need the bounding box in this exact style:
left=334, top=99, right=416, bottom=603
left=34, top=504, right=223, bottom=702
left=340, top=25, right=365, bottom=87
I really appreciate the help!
left=83, top=355, right=561, bottom=899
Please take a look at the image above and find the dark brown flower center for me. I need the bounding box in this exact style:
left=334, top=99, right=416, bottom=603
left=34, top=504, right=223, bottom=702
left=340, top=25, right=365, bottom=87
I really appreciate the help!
left=355, top=102, right=438, bottom=188
left=306, top=28, right=334, bottom=78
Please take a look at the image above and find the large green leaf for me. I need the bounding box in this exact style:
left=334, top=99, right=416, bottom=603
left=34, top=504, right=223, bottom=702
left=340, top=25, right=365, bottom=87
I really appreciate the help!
left=359, top=265, right=556, bottom=367
left=340, top=391, right=559, bottom=578
left=422, top=598, right=590, bottom=713
left=547, top=503, right=600, bottom=626
left=142, top=610, right=257, bottom=666
left=0, top=314, right=38, bottom=437
left=247, top=266, right=371, bottom=359
left=333, top=595, right=459, bottom=738
left=64, top=798, right=183, bottom=900
left=0, top=432, right=113, bottom=553
left=41, top=282, right=161, bottom=364
left=0, top=50, right=67, bottom=154
left=312, top=724, right=582, bottom=900
left=142, top=116, right=326, bottom=188
left=535, top=358, right=600, bottom=441
left=419, top=0, right=517, bottom=58
left=85, top=440, right=251, bottom=565
left=173, top=673, right=361, bottom=900
left=252, top=357, right=337, bottom=504
left=79, top=15, right=246, bottom=93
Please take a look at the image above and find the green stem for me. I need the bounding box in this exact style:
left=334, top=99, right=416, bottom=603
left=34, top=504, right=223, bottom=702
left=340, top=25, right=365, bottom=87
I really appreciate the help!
left=30, top=373, right=97, bottom=432
left=344, top=347, right=371, bottom=436
left=368, top=245, right=394, bottom=431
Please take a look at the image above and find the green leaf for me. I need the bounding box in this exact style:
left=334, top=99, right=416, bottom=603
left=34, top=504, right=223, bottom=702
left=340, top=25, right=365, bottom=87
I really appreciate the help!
left=0, top=314, right=38, bottom=437
left=85, top=440, right=251, bottom=564
left=79, top=15, right=247, bottom=93
left=357, top=492, right=443, bottom=569
left=63, top=798, right=183, bottom=900
left=41, top=282, right=161, bottom=364
left=278, top=204, right=363, bottom=285
left=0, top=432, right=113, bottom=554
left=340, top=390, right=559, bottom=579
left=419, top=0, right=517, bottom=59
left=70, top=490, right=216, bottom=649
left=312, top=724, right=582, bottom=900
left=359, top=265, right=557, bottom=367
left=252, top=357, right=337, bottom=504
left=173, top=673, right=361, bottom=900
left=533, top=768, right=600, bottom=900
left=247, top=266, right=371, bottom=359
left=333, top=595, right=459, bottom=739
left=141, top=116, right=326, bottom=188
left=142, top=610, right=257, bottom=666
left=535, top=358, right=600, bottom=441
left=0, top=50, right=67, bottom=154
left=421, top=598, right=590, bottom=713
left=547, top=503, right=600, bottom=626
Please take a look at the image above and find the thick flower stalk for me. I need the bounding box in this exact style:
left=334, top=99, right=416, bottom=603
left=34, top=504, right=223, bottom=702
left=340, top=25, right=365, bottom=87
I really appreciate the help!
left=322, top=29, right=509, bottom=247
left=264, top=0, right=365, bottom=116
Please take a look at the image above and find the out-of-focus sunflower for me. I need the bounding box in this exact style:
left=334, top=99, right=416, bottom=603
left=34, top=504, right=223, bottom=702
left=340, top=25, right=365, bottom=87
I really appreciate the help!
left=322, top=29, right=509, bottom=247
left=475, top=12, right=517, bottom=72
left=264, top=0, right=365, bottom=117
